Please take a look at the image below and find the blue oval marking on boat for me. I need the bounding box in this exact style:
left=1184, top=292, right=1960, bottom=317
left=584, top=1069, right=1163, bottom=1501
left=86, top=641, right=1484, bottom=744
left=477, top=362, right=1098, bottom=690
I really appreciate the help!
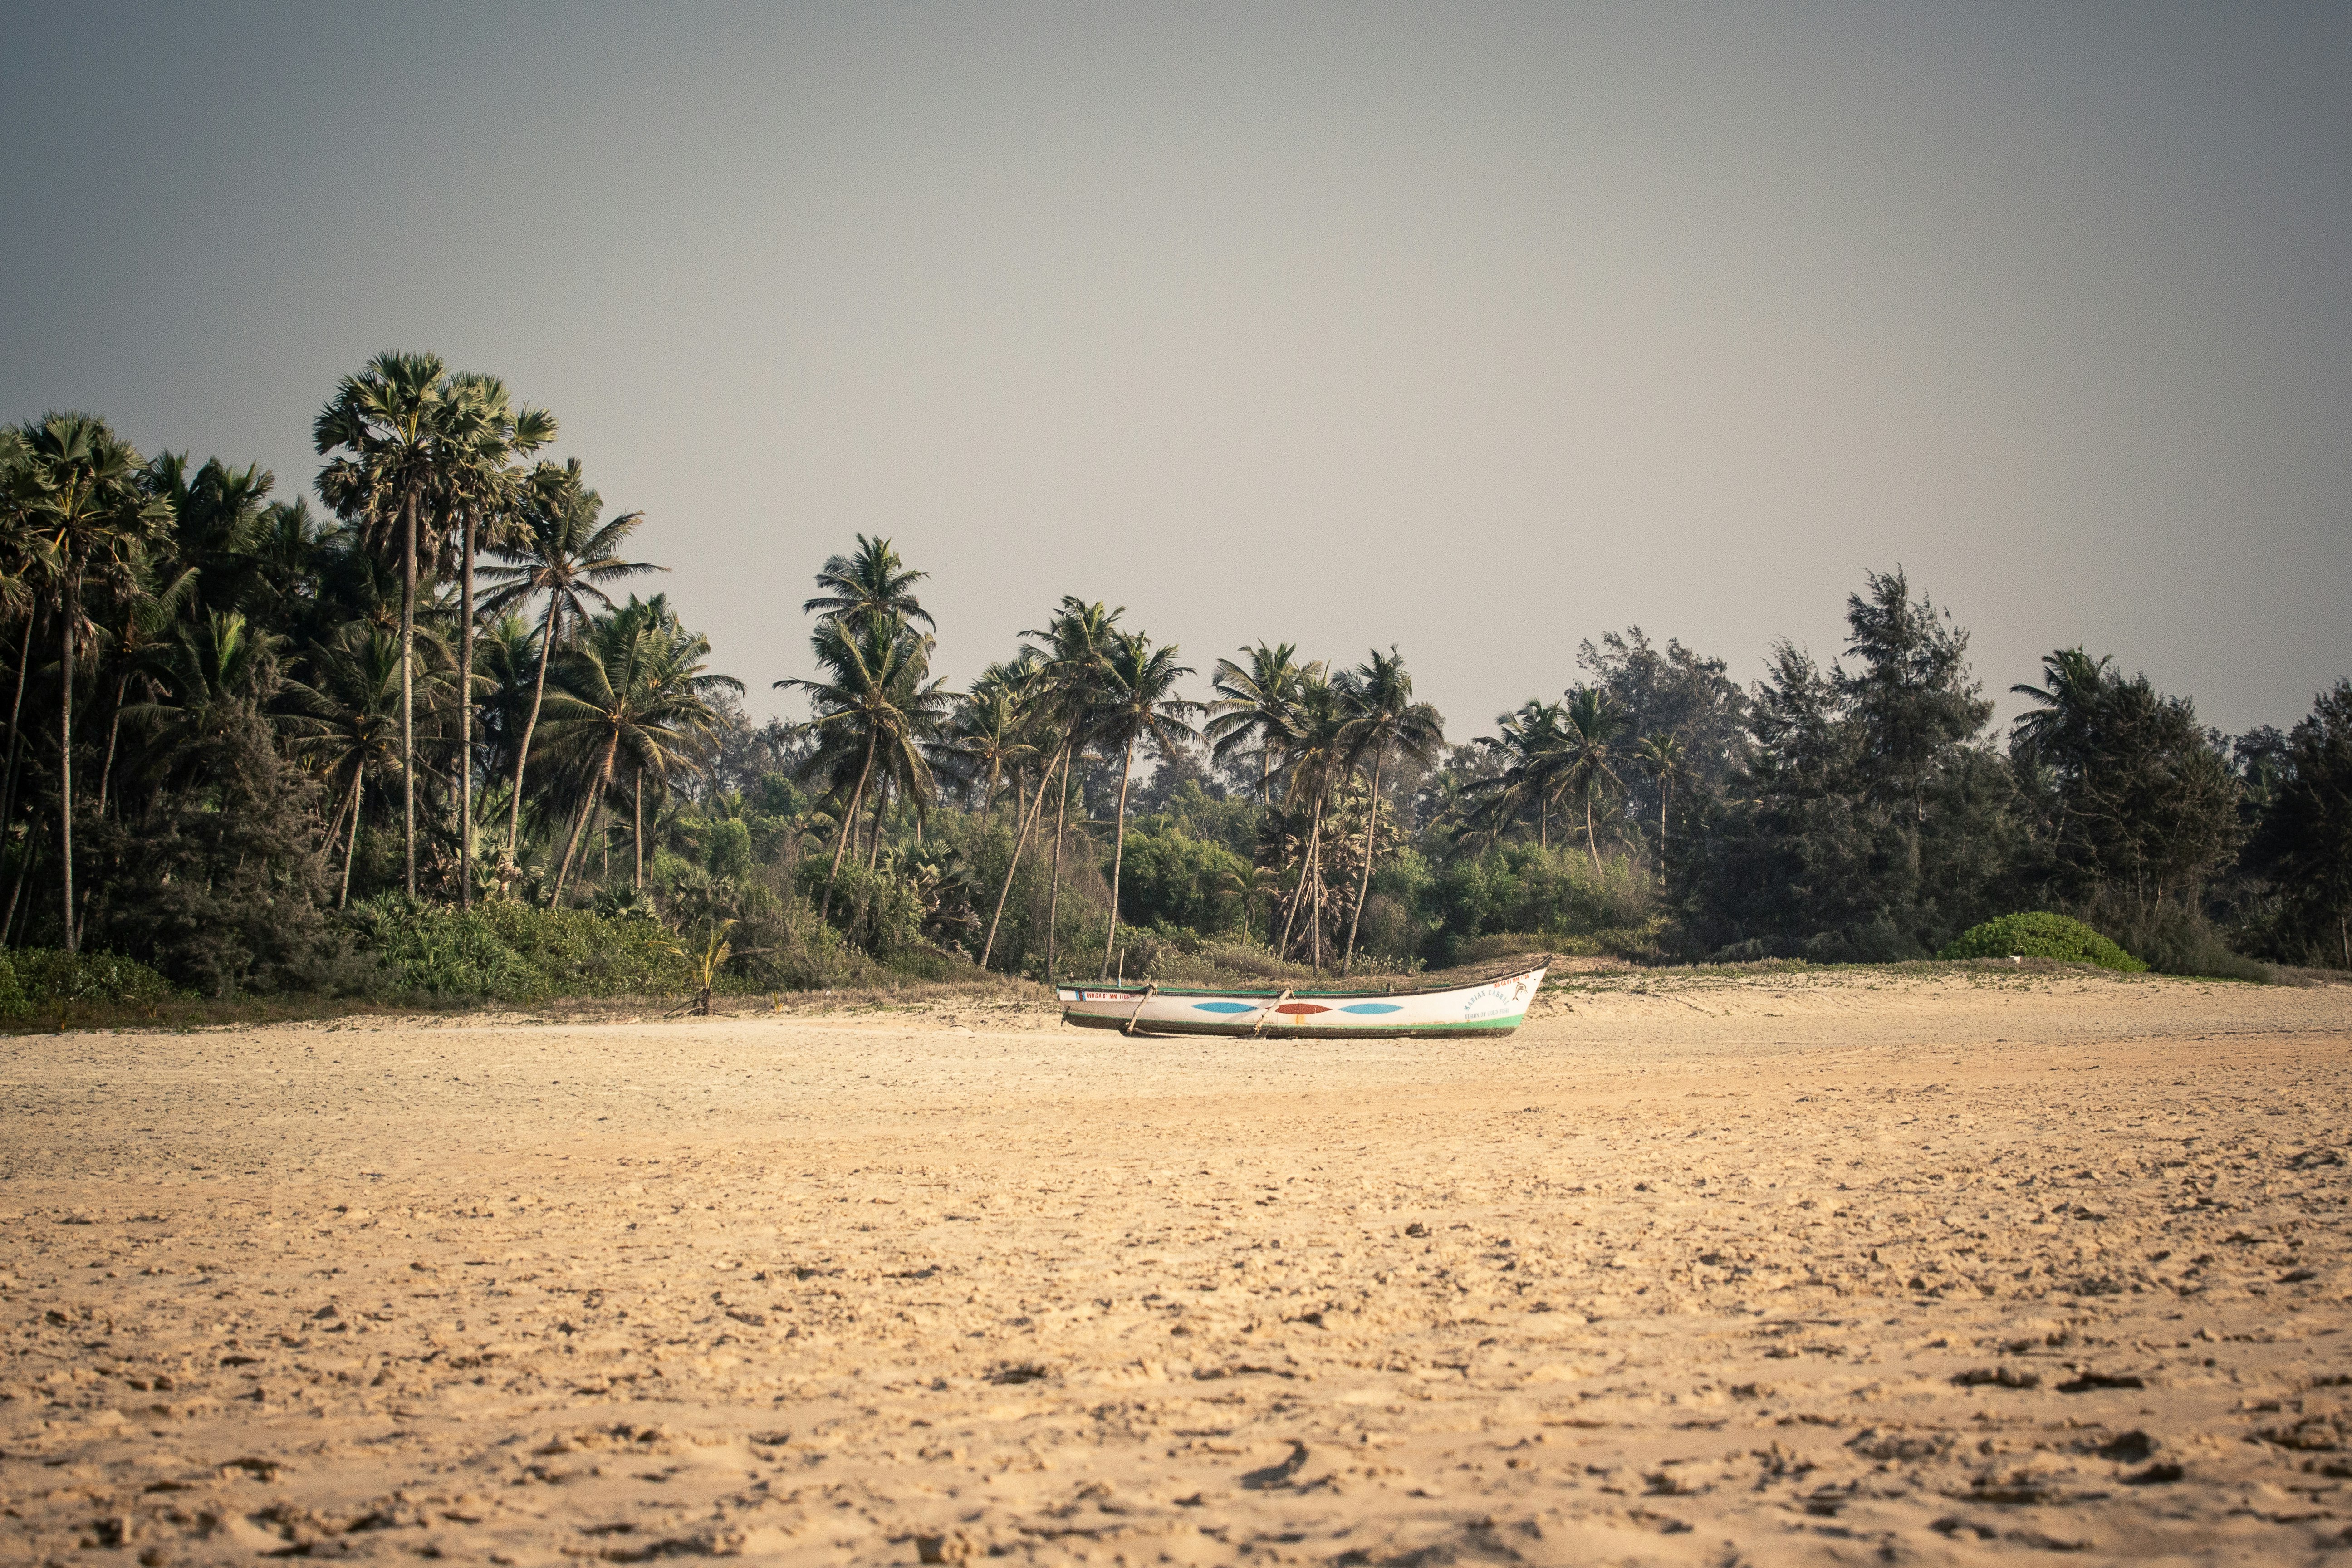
left=1192, top=1001, right=1258, bottom=1014
left=1338, top=1002, right=1404, bottom=1014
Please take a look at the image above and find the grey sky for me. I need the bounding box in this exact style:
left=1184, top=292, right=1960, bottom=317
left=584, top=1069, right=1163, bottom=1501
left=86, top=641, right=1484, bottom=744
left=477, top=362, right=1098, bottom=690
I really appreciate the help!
left=3, top=2, right=2345, bottom=741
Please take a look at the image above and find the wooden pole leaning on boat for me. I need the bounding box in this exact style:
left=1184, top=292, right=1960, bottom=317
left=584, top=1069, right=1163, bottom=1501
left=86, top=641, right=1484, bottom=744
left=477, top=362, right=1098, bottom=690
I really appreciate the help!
left=1122, top=983, right=1157, bottom=1037
left=1252, top=988, right=1292, bottom=1039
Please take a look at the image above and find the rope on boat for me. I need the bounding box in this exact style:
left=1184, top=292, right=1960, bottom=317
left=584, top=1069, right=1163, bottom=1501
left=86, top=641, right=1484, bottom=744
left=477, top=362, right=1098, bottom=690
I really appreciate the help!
left=1252, top=988, right=1292, bottom=1039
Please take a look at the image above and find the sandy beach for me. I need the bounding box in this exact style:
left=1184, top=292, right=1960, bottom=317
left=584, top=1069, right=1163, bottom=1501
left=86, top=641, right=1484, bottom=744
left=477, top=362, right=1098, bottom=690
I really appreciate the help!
left=4, top=968, right=2350, bottom=1565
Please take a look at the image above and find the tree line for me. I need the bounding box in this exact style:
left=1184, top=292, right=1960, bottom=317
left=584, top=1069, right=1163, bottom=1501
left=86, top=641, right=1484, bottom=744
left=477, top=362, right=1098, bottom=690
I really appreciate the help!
left=1, top=353, right=2344, bottom=999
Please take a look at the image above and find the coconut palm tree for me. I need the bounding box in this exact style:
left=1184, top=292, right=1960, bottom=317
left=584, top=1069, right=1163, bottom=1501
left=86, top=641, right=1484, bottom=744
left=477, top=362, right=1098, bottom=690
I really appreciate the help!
left=1633, top=732, right=1684, bottom=879
left=1205, top=642, right=1322, bottom=802
left=15, top=413, right=176, bottom=950
left=540, top=609, right=740, bottom=904
left=1470, top=698, right=1567, bottom=849
left=0, top=432, right=42, bottom=887
left=1559, top=685, right=1628, bottom=876
left=2009, top=647, right=2115, bottom=765
left=941, top=675, right=1035, bottom=816
left=804, top=534, right=934, bottom=636
left=1273, top=674, right=1350, bottom=970
left=1334, top=647, right=1444, bottom=975
left=284, top=622, right=414, bottom=908
left=1093, top=630, right=1201, bottom=976
left=120, top=610, right=287, bottom=785
left=1019, top=598, right=1121, bottom=976
left=88, top=559, right=198, bottom=818
left=436, top=374, right=556, bottom=906
left=475, top=459, right=660, bottom=876
left=1220, top=860, right=1281, bottom=946
left=149, top=453, right=277, bottom=619
left=315, top=351, right=453, bottom=896
left=776, top=614, right=947, bottom=917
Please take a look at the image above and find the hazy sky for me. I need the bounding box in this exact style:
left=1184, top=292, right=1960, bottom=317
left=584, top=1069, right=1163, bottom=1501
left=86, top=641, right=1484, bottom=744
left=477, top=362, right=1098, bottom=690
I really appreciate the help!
left=3, top=3, right=2346, bottom=740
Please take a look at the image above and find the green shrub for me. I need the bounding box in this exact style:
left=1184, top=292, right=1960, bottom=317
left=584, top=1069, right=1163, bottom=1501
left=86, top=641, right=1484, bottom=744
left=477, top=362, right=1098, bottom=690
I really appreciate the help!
left=2068, top=894, right=2269, bottom=982
left=0, top=950, right=181, bottom=1016
left=348, top=896, right=697, bottom=1001
left=1431, top=847, right=1658, bottom=961
left=1938, top=912, right=2147, bottom=972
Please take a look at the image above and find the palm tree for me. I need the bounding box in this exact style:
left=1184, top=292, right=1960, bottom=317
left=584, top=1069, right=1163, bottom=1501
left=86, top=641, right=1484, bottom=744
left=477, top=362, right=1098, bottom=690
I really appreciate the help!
left=16, top=413, right=175, bottom=951
left=1092, top=630, right=1201, bottom=976
left=1017, top=598, right=1121, bottom=976
left=804, top=534, right=934, bottom=635
left=2010, top=647, right=2115, bottom=763
left=0, top=432, right=42, bottom=894
left=1273, top=674, right=1349, bottom=970
left=1470, top=699, right=1567, bottom=849
left=475, top=459, right=660, bottom=876
left=1559, top=685, right=1627, bottom=876
left=315, top=351, right=452, bottom=897
left=284, top=622, right=414, bottom=908
left=89, top=559, right=197, bottom=818
left=1334, top=647, right=1444, bottom=975
left=539, top=609, right=740, bottom=904
left=437, top=374, right=556, bottom=906
left=776, top=615, right=947, bottom=917
left=1633, top=732, right=1685, bottom=879
left=1220, top=861, right=1280, bottom=946
left=120, top=610, right=287, bottom=782
left=941, top=675, right=1035, bottom=817
left=470, top=610, right=539, bottom=842
left=1205, top=642, right=1322, bottom=802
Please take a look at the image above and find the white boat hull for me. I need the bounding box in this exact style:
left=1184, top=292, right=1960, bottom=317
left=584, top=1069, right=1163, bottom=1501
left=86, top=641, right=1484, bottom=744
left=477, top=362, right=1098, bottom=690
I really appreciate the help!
left=1054, top=961, right=1549, bottom=1038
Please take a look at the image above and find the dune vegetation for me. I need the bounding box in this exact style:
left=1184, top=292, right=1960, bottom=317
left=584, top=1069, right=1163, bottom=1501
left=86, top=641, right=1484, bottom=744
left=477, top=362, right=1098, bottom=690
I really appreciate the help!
left=1, top=353, right=2346, bottom=1010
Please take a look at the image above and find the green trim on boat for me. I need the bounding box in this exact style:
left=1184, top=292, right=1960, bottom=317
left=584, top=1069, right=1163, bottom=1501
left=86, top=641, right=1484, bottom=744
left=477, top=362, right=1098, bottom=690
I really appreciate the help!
left=1059, top=1011, right=1529, bottom=1039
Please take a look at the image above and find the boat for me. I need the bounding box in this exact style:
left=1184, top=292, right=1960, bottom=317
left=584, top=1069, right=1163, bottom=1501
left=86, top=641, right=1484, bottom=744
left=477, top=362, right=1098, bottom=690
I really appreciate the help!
left=1055, top=956, right=1551, bottom=1039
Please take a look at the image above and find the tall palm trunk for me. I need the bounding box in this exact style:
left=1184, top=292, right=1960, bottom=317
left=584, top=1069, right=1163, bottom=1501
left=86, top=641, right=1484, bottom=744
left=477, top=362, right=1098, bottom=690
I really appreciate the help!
left=458, top=505, right=476, bottom=908
left=867, top=777, right=888, bottom=871
left=1044, top=745, right=1073, bottom=977
left=1098, top=736, right=1138, bottom=978
left=980, top=749, right=1060, bottom=970
left=339, top=772, right=364, bottom=910
left=59, top=566, right=82, bottom=952
left=821, top=731, right=875, bottom=918
left=1276, top=793, right=1323, bottom=959
left=1310, top=789, right=1329, bottom=973
left=1656, top=778, right=1671, bottom=885
left=503, top=597, right=561, bottom=868
left=633, top=766, right=644, bottom=890
left=1583, top=787, right=1603, bottom=877
left=1340, top=743, right=1386, bottom=977
left=323, top=764, right=358, bottom=866
left=96, top=674, right=129, bottom=820
left=0, top=613, right=36, bottom=898
left=5, top=817, right=46, bottom=950
left=553, top=733, right=620, bottom=903
left=399, top=484, right=418, bottom=897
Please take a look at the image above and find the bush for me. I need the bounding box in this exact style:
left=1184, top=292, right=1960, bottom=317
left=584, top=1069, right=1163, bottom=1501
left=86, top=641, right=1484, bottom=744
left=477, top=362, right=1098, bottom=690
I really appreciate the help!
left=0, top=950, right=181, bottom=1017
left=1429, top=847, right=1657, bottom=961
left=348, top=896, right=698, bottom=1001
left=1939, top=912, right=2147, bottom=972
left=2070, top=895, right=2269, bottom=982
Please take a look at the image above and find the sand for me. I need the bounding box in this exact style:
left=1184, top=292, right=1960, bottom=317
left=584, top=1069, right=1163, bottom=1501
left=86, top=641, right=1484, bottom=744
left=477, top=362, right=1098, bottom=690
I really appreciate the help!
left=3, top=967, right=2349, bottom=1566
